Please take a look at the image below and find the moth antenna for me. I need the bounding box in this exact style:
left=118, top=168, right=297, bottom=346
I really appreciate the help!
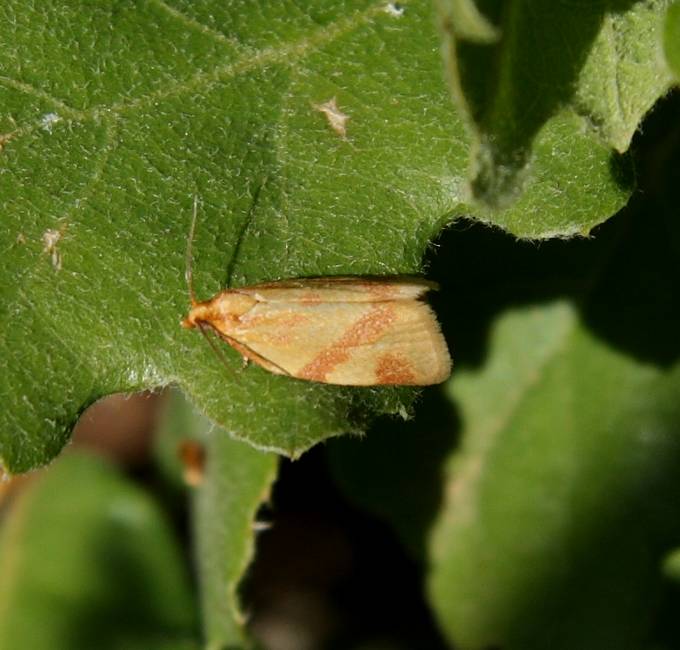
left=198, top=322, right=234, bottom=376
left=186, top=195, right=199, bottom=306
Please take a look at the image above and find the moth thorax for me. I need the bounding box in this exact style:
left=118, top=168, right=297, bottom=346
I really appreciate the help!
left=211, top=292, right=257, bottom=320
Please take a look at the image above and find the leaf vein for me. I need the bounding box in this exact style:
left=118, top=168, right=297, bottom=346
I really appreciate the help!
left=148, top=0, right=244, bottom=49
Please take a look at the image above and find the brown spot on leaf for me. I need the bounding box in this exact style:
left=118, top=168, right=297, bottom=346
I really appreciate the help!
left=178, top=440, right=206, bottom=488
left=42, top=224, right=68, bottom=271
left=314, top=97, right=350, bottom=139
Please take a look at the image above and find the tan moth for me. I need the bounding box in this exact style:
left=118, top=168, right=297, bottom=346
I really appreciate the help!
left=181, top=200, right=452, bottom=385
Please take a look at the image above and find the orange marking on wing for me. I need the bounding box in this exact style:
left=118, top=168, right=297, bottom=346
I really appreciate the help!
left=299, top=291, right=323, bottom=303
left=241, top=312, right=310, bottom=329
left=367, top=284, right=399, bottom=300
left=298, top=347, right=350, bottom=382
left=298, top=304, right=396, bottom=381
left=375, top=353, right=416, bottom=384
left=260, top=313, right=311, bottom=344
left=347, top=280, right=398, bottom=300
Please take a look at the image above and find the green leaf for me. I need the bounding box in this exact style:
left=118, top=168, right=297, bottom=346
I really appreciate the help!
left=464, top=109, right=634, bottom=237
left=154, top=389, right=279, bottom=648
left=329, top=95, right=680, bottom=646
left=425, top=190, right=680, bottom=647
left=0, top=0, right=464, bottom=473
left=156, top=389, right=277, bottom=649
left=664, top=2, right=680, bottom=80
left=438, top=0, right=673, bottom=207
left=0, top=452, right=198, bottom=650
left=0, top=0, right=645, bottom=474
left=428, top=303, right=680, bottom=649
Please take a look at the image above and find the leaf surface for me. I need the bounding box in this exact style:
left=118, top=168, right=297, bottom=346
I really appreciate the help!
left=194, top=432, right=276, bottom=649
left=328, top=98, right=680, bottom=646
left=0, top=453, right=198, bottom=650
left=665, top=2, right=680, bottom=80
left=428, top=296, right=680, bottom=648
left=155, top=389, right=277, bottom=649
left=438, top=0, right=672, bottom=208
left=0, top=0, right=461, bottom=472
left=0, top=0, right=641, bottom=473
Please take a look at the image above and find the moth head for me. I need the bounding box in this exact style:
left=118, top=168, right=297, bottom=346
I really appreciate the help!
left=181, top=293, right=256, bottom=329
left=181, top=302, right=212, bottom=329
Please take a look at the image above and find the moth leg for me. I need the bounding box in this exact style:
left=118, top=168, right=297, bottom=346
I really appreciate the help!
left=216, top=333, right=290, bottom=377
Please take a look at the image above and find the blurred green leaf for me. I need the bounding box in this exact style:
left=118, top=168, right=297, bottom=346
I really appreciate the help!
left=331, top=222, right=680, bottom=649
left=664, top=2, right=680, bottom=80
left=189, top=399, right=277, bottom=650
left=0, top=452, right=198, bottom=650
left=156, top=389, right=277, bottom=649
left=328, top=388, right=457, bottom=563
left=438, top=0, right=672, bottom=207
left=428, top=299, right=680, bottom=649
left=425, top=132, right=680, bottom=648
left=330, top=92, right=680, bottom=649
left=1, top=0, right=638, bottom=473
left=154, top=388, right=213, bottom=496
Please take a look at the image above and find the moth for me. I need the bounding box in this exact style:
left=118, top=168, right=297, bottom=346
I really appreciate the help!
left=181, top=202, right=451, bottom=386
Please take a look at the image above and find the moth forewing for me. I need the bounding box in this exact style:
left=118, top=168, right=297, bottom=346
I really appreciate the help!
left=239, top=277, right=437, bottom=304
left=183, top=277, right=452, bottom=386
